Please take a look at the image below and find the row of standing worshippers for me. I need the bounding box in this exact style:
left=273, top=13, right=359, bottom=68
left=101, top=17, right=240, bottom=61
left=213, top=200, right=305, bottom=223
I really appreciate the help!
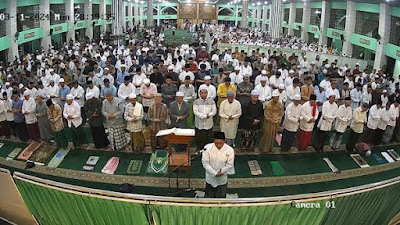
left=1, top=76, right=399, bottom=153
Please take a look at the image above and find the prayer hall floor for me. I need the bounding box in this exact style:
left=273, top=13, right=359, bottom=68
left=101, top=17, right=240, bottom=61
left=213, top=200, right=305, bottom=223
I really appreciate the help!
left=0, top=139, right=399, bottom=198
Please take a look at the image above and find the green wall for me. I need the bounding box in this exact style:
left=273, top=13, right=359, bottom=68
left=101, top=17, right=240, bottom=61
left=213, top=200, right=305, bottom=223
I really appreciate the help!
left=307, top=25, right=320, bottom=35
left=326, top=28, right=344, bottom=40
left=385, top=43, right=400, bottom=61
left=74, top=20, right=88, bottom=30
left=331, top=2, right=347, bottom=10
left=0, top=1, right=7, bottom=9
left=74, top=0, right=86, bottom=4
left=17, top=0, right=40, bottom=7
left=355, top=3, right=380, bottom=13
left=292, top=22, right=303, bottom=30
left=350, top=33, right=378, bottom=51
left=92, top=0, right=100, bottom=4
left=295, top=3, right=304, bottom=8
left=49, top=0, right=66, bottom=4
left=0, top=36, right=10, bottom=52
left=50, top=23, right=68, bottom=35
left=17, top=28, right=44, bottom=45
left=310, top=2, right=322, bottom=9
left=283, top=3, right=290, bottom=9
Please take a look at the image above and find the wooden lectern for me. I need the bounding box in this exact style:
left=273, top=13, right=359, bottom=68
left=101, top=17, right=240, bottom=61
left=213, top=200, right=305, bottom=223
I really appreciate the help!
left=157, top=128, right=195, bottom=188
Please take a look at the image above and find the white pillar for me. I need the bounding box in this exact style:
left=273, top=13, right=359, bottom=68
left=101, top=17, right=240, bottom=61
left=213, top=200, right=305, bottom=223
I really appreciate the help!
left=319, top=1, right=330, bottom=46
left=6, top=0, right=18, bottom=61
left=100, top=0, right=107, bottom=33
left=241, top=0, right=249, bottom=29
left=342, top=1, right=356, bottom=57
left=301, top=3, right=311, bottom=41
left=134, top=3, right=139, bottom=26
left=65, top=0, right=75, bottom=42
left=139, top=4, right=144, bottom=27
left=157, top=3, right=161, bottom=26
left=128, top=2, right=134, bottom=29
left=288, top=2, right=296, bottom=36
left=85, top=0, right=93, bottom=40
left=234, top=5, right=238, bottom=27
left=147, top=0, right=154, bottom=27
left=40, top=0, right=51, bottom=52
left=262, top=6, right=268, bottom=31
left=269, top=0, right=283, bottom=39
left=374, top=3, right=390, bottom=70
left=257, top=7, right=262, bottom=29
left=122, top=1, right=127, bottom=31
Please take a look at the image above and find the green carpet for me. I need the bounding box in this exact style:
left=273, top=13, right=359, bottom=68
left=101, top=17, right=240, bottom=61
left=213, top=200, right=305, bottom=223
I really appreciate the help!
left=163, top=29, right=194, bottom=45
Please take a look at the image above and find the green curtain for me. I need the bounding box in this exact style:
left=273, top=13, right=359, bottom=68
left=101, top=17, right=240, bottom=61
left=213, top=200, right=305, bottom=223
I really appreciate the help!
left=14, top=179, right=150, bottom=225
left=13, top=178, right=400, bottom=225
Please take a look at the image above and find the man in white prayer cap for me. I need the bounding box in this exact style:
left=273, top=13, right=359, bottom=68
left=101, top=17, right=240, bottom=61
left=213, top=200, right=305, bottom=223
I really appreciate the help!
left=281, top=94, right=302, bottom=151
left=260, top=90, right=284, bottom=152
left=124, top=93, right=145, bottom=152
left=22, top=90, right=40, bottom=141
left=168, top=91, right=190, bottom=129
left=64, top=94, right=87, bottom=148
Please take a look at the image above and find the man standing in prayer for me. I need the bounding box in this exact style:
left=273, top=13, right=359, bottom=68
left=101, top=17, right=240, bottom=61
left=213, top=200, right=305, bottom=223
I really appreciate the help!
left=118, top=76, right=135, bottom=107
left=70, top=81, right=86, bottom=124
left=64, top=94, right=87, bottom=148
left=140, top=78, right=158, bottom=115
left=382, top=99, right=400, bottom=144
left=236, top=74, right=253, bottom=106
left=300, top=76, right=314, bottom=103
left=330, top=97, right=353, bottom=150
left=161, top=76, right=177, bottom=107
left=313, top=93, right=338, bottom=152
left=260, top=90, right=284, bottom=152
left=102, top=92, right=129, bottom=151
left=22, top=90, right=41, bottom=141
left=239, top=90, right=264, bottom=149
left=202, top=131, right=235, bottom=198
left=363, top=101, right=382, bottom=145
left=4, top=92, right=16, bottom=139
left=169, top=91, right=190, bottom=128
left=194, top=87, right=217, bottom=150
left=219, top=90, right=242, bottom=147
left=281, top=94, right=302, bottom=151
left=12, top=91, right=29, bottom=142
left=35, top=95, right=53, bottom=142
left=198, top=76, right=216, bottom=101
left=148, top=93, right=168, bottom=149
left=217, top=77, right=236, bottom=108
left=297, top=94, right=318, bottom=151
left=254, top=76, right=271, bottom=105
left=47, top=99, right=68, bottom=149
left=124, top=93, right=145, bottom=152
left=346, top=103, right=369, bottom=152
left=84, top=92, right=109, bottom=149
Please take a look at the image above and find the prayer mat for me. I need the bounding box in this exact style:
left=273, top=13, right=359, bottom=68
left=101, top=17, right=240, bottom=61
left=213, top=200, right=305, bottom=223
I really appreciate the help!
left=381, top=152, right=395, bottom=163
left=126, top=160, right=143, bottom=174
left=17, top=142, right=43, bottom=161
left=270, top=161, right=284, bottom=176
left=0, top=142, right=4, bottom=149
left=323, top=158, right=340, bottom=174
left=47, top=148, right=70, bottom=168
left=387, top=149, right=400, bottom=161
left=248, top=160, right=262, bottom=176
left=29, top=145, right=57, bottom=166
left=275, top=134, right=282, bottom=146
left=226, top=193, right=239, bottom=199
left=83, top=156, right=100, bottom=171
left=101, top=157, right=120, bottom=174
left=350, top=154, right=370, bottom=168
left=143, top=127, right=152, bottom=147
left=146, top=150, right=168, bottom=175
left=6, top=148, right=22, bottom=160
left=372, top=153, right=386, bottom=164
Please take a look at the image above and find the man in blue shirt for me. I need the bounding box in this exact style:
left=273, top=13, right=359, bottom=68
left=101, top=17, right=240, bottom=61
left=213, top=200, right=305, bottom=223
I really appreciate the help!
left=100, top=78, right=117, bottom=100
left=116, top=65, right=129, bottom=86
left=11, top=91, right=29, bottom=142
left=59, top=78, right=71, bottom=110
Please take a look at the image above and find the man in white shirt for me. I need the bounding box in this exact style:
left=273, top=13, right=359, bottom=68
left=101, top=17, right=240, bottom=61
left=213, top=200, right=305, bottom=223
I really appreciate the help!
left=330, top=97, right=353, bottom=150
left=194, top=87, right=217, bottom=150
left=286, top=78, right=301, bottom=107
left=255, top=69, right=269, bottom=86
left=350, top=83, right=362, bottom=110
left=240, top=61, right=252, bottom=77
left=269, top=71, right=284, bottom=90
left=376, top=102, right=390, bottom=145
left=382, top=100, right=400, bottom=144
left=70, top=81, right=86, bottom=124
left=63, top=94, right=87, bottom=148
left=118, top=76, right=135, bottom=107
left=179, top=65, right=195, bottom=83
left=229, top=66, right=243, bottom=86
left=363, top=101, right=382, bottom=145
left=281, top=94, right=302, bottom=151
left=198, top=76, right=216, bottom=100
left=313, top=93, right=338, bottom=152
left=48, top=80, right=60, bottom=104
left=202, top=131, right=235, bottom=198
left=22, top=90, right=40, bottom=141
left=86, top=80, right=100, bottom=99
left=254, top=76, right=271, bottom=104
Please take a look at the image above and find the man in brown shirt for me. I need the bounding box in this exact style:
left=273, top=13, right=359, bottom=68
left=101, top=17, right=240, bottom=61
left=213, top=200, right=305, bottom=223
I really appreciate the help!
left=301, top=76, right=315, bottom=104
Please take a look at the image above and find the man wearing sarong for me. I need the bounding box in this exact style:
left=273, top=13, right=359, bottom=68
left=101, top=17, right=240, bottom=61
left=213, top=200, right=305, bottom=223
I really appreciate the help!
left=0, top=93, right=11, bottom=138
left=260, top=90, right=284, bottom=152
left=84, top=92, right=109, bottom=149
left=363, top=101, right=382, bottom=145
left=219, top=90, right=242, bottom=147
left=297, top=94, right=318, bottom=151
left=46, top=99, right=68, bottom=148
left=239, top=90, right=264, bottom=149
left=63, top=94, right=87, bottom=148
left=148, top=93, right=168, bottom=149
left=313, top=93, right=338, bottom=152
left=4, top=92, right=16, bottom=139
left=330, top=97, right=352, bottom=150
left=22, top=90, right=41, bottom=141
left=124, top=93, right=145, bottom=152
left=346, top=103, right=369, bottom=152
left=169, top=91, right=190, bottom=128
left=102, top=92, right=129, bottom=151
left=35, top=95, right=53, bottom=142
left=194, top=87, right=217, bottom=150
left=202, top=131, right=235, bottom=198
left=382, top=99, right=400, bottom=144
left=281, top=94, right=302, bottom=151
left=12, top=91, right=29, bottom=142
